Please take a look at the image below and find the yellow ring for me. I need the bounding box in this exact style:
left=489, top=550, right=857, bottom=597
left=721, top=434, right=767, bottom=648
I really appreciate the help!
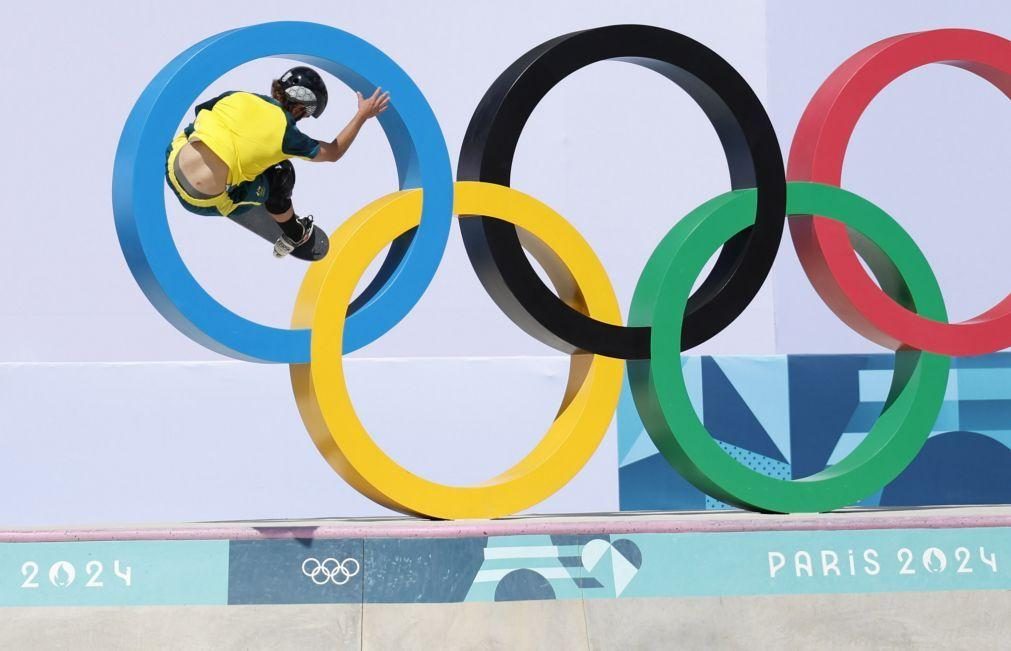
left=290, top=181, right=624, bottom=519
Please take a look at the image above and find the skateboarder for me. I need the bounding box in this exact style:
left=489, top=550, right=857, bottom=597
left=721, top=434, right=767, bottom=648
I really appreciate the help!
left=165, top=66, right=390, bottom=258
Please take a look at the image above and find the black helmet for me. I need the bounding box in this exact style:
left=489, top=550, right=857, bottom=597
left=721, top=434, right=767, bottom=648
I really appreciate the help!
left=277, top=66, right=328, bottom=118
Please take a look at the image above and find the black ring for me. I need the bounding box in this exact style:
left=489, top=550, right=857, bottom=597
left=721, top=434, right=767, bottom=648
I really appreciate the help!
left=458, top=25, right=785, bottom=358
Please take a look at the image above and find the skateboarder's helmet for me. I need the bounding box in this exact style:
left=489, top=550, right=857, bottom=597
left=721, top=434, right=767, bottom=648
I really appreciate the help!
left=277, top=66, right=329, bottom=119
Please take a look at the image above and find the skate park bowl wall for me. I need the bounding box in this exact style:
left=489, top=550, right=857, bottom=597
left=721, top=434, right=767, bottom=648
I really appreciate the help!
left=3, top=508, right=1011, bottom=648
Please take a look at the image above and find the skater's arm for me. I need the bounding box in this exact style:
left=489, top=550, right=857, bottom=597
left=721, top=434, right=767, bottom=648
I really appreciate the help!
left=313, top=114, right=367, bottom=163
left=313, top=88, right=390, bottom=163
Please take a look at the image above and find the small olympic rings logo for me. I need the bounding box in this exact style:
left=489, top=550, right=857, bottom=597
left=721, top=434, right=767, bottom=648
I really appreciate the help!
left=301, top=557, right=361, bottom=586
left=114, top=23, right=1011, bottom=519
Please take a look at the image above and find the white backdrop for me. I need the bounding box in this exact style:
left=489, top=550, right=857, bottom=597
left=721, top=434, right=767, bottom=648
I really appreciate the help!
left=0, top=0, right=1006, bottom=526
left=767, top=1, right=1011, bottom=353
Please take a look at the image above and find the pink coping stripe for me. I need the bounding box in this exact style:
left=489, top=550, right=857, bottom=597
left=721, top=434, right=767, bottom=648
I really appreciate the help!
left=4, top=510, right=1011, bottom=543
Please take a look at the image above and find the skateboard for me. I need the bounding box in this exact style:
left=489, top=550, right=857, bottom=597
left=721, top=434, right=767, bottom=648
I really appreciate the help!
left=227, top=206, right=329, bottom=261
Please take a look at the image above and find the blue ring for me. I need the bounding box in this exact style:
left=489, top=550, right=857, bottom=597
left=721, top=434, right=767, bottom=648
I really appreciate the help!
left=113, top=22, right=452, bottom=362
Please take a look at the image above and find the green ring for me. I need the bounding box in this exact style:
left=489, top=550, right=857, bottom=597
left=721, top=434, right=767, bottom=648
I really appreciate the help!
left=629, top=181, right=951, bottom=513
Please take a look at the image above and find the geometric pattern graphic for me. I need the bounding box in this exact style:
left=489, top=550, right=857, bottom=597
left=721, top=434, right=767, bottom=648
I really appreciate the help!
left=463, top=535, right=643, bottom=602
left=619, top=352, right=1011, bottom=512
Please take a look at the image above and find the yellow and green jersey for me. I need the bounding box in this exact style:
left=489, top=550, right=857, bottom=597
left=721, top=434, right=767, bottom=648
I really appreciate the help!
left=166, top=91, right=320, bottom=216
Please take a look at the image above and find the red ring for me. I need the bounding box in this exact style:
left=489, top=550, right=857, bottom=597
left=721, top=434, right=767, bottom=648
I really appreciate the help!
left=788, top=29, right=1011, bottom=355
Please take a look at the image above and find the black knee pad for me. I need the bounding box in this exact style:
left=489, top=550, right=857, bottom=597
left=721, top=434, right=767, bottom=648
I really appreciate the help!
left=264, top=160, right=295, bottom=214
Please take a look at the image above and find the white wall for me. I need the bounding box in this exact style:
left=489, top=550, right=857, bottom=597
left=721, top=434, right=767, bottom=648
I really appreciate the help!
left=0, top=0, right=770, bottom=525
left=0, top=0, right=1006, bottom=525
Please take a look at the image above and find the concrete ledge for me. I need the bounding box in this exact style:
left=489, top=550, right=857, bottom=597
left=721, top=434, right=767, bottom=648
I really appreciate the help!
left=582, top=592, right=1009, bottom=650
left=0, top=605, right=361, bottom=650
left=2, top=592, right=1005, bottom=650
left=4, top=505, right=1011, bottom=543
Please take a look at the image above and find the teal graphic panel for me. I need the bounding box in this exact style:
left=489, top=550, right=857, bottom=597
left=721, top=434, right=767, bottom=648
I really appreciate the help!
left=228, top=539, right=364, bottom=604
left=2, top=527, right=1009, bottom=607
left=617, top=527, right=1009, bottom=598
left=619, top=353, right=1011, bottom=511
left=0, top=541, right=228, bottom=607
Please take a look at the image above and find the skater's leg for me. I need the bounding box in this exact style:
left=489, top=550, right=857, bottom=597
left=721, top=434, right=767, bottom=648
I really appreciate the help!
left=270, top=205, right=295, bottom=223
left=264, top=160, right=295, bottom=219
left=263, top=161, right=314, bottom=257
left=263, top=161, right=306, bottom=239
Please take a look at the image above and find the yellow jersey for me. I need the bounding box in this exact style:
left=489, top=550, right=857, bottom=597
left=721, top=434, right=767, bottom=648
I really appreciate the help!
left=182, top=91, right=320, bottom=185
left=165, top=91, right=320, bottom=216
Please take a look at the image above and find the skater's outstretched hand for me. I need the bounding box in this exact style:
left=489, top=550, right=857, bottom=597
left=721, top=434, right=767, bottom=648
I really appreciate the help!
left=357, top=87, right=391, bottom=119
left=313, top=88, right=392, bottom=163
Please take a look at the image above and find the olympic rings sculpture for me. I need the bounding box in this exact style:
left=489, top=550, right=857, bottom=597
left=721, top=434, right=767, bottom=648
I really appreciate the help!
left=113, top=22, right=1011, bottom=518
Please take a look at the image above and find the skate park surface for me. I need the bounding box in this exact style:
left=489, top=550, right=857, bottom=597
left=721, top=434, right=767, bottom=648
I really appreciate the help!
left=2, top=506, right=1009, bottom=649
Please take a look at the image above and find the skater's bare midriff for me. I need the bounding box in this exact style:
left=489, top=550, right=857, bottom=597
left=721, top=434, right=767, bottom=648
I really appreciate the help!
left=176, top=141, right=229, bottom=197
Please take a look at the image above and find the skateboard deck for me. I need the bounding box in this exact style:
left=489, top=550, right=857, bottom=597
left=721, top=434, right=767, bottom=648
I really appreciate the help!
left=227, top=206, right=329, bottom=261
